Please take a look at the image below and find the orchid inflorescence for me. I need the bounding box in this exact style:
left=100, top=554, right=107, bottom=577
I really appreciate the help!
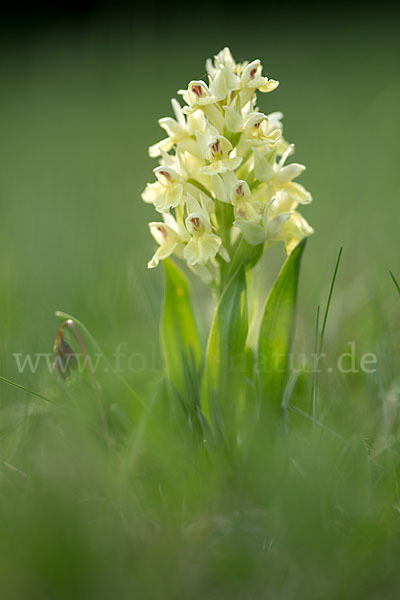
left=142, top=47, right=313, bottom=286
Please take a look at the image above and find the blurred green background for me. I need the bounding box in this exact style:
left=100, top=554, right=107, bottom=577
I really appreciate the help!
left=1, top=7, right=400, bottom=599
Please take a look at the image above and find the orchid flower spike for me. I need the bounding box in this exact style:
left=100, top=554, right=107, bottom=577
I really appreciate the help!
left=141, top=48, right=313, bottom=285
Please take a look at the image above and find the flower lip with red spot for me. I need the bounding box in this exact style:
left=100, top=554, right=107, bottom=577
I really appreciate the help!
left=236, top=184, right=244, bottom=197
left=205, top=135, right=233, bottom=164
left=186, top=80, right=218, bottom=107
left=153, top=165, right=181, bottom=185
left=188, top=81, right=209, bottom=101
left=191, top=217, right=201, bottom=231
left=184, top=199, right=210, bottom=235
left=157, top=225, right=168, bottom=239
left=230, top=179, right=251, bottom=203
left=158, top=170, right=172, bottom=182
left=211, top=140, right=221, bottom=156
left=191, top=84, right=204, bottom=98
left=245, top=113, right=268, bottom=133
left=149, top=220, right=183, bottom=247
left=242, top=60, right=262, bottom=84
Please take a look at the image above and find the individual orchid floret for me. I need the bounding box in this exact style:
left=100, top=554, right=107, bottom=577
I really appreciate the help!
left=241, top=60, right=279, bottom=92
left=201, top=136, right=242, bottom=176
left=210, top=67, right=240, bottom=102
left=187, top=81, right=218, bottom=106
left=149, top=99, right=206, bottom=158
left=238, top=59, right=279, bottom=107
left=234, top=199, right=293, bottom=247
left=230, top=179, right=251, bottom=204
left=223, top=99, right=282, bottom=152
left=254, top=144, right=312, bottom=205
left=205, top=47, right=237, bottom=78
left=181, top=82, right=225, bottom=131
left=230, top=180, right=265, bottom=224
left=266, top=112, right=291, bottom=154
left=183, top=194, right=228, bottom=267
left=142, top=165, right=185, bottom=213
left=242, top=113, right=281, bottom=148
left=279, top=211, right=315, bottom=255
left=197, top=127, right=242, bottom=176
left=204, top=47, right=241, bottom=101
left=148, top=214, right=189, bottom=268
left=210, top=66, right=240, bottom=102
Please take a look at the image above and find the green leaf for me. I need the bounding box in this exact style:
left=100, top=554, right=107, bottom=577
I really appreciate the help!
left=161, top=259, right=202, bottom=397
left=258, top=239, right=306, bottom=412
left=203, top=266, right=248, bottom=431
left=221, top=237, right=263, bottom=292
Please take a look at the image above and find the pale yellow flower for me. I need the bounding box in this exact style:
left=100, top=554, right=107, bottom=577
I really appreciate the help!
left=142, top=165, right=184, bottom=213
left=280, top=211, right=315, bottom=254
left=148, top=214, right=189, bottom=268
left=234, top=200, right=292, bottom=247
left=180, top=82, right=225, bottom=131
left=149, top=99, right=206, bottom=158
left=205, top=47, right=237, bottom=78
left=230, top=180, right=265, bottom=223
left=242, top=113, right=281, bottom=148
left=239, top=59, right=279, bottom=106
left=196, top=126, right=242, bottom=176
left=182, top=195, right=225, bottom=267
left=254, top=144, right=312, bottom=204
left=241, top=60, right=279, bottom=92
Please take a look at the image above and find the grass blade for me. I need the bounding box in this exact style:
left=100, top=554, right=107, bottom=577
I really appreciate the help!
left=390, top=271, right=400, bottom=296
left=310, top=247, right=342, bottom=421
left=319, top=247, right=343, bottom=353
left=312, top=305, right=320, bottom=422
left=0, top=374, right=53, bottom=404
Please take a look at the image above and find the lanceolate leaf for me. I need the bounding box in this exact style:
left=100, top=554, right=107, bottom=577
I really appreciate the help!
left=221, top=238, right=263, bottom=291
left=258, top=239, right=306, bottom=412
left=203, top=266, right=248, bottom=431
left=161, top=259, right=202, bottom=397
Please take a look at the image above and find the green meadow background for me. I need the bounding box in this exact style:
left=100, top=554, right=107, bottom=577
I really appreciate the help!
left=0, top=12, right=400, bottom=599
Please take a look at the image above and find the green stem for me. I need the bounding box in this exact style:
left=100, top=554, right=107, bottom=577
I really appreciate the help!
left=215, top=198, right=233, bottom=251
left=186, top=178, right=213, bottom=198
